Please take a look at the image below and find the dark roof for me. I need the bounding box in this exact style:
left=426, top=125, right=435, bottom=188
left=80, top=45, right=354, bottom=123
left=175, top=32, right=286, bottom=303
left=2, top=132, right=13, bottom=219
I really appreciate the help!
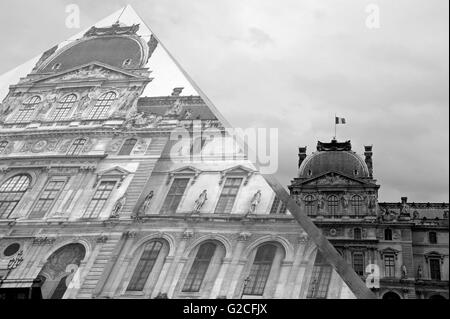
left=40, top=35, right=146, bottom=73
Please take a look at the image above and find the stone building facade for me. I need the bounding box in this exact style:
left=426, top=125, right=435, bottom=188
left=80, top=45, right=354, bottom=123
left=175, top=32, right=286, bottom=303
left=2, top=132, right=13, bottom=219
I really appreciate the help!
left=290, top=139, right=449, bottom=299
left=0, top=11, right=356, bottom=299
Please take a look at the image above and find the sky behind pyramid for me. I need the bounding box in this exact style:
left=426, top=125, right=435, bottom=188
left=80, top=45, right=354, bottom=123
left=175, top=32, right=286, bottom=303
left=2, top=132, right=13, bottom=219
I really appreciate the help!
left=0, top=0, right=448, bottom=203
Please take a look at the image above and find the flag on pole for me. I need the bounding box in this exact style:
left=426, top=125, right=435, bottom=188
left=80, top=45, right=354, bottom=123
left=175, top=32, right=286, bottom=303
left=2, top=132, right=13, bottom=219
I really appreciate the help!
left=335, top=117, right=346, bottom=124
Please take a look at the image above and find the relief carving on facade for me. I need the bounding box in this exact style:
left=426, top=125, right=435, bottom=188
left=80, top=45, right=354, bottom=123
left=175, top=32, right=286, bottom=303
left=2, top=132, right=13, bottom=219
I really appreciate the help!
left=0, top=92, right=25, bottom=119
left=20, top=138, right=60, bottom=153
left=0, top=140, right=15, bottom=155
left=39, top=244, right=85, bottom=280
left=46, top=66, right=127, bottom=83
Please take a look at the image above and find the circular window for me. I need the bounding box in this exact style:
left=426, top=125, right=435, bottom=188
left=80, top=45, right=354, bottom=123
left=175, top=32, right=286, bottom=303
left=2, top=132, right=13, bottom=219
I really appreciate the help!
left=4, top=243, right=20, bottom=257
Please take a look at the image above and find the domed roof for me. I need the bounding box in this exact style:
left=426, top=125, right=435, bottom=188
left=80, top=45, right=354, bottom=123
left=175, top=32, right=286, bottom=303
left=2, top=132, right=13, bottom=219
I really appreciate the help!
left=298, top=140, right=370, bottom=178
left=38, top=23, right=148, bottom=73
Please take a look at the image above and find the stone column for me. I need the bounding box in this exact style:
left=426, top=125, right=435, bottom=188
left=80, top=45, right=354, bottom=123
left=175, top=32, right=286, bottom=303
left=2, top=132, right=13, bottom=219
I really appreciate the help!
left=209, top=258, right=231, bottom=298
left=159, top=230, right=193, bottom=297
left=220, top=232, right=250, bottom=298
left=274, top=261, right=293, bottom=298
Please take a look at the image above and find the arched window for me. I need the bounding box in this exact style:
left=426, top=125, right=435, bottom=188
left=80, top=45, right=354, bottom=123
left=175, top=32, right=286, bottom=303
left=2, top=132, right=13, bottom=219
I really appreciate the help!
left=327, top=195, right=339, bottom=216
left=127, top=241, right=164, bottom=292
left=304, top=195, right=316, bottom=215
left=88, top=91, right=116, bottom=119
left=51, top=94, right=77, bottom=121
left=354, top=228, right=362, bottom=240
left=36, top=243, right=85, bottom=299
left=243, top=244, right=277, bottom=296
left=307, top=251, right=332, bottom=299
left=118, top=138, right=137, bottom=156
left=384, top=228, right=393, bottom=241
left=67, top=138, right=87, bottom=156
left=0, top=175, right=30, bottom=219
left=11, top=96, right=41, bottom=123
left=0, top=141, right=8, bottom=154
left=182, top=242, right=216, bottom=292
left=351, top=195, right=364, bottom=216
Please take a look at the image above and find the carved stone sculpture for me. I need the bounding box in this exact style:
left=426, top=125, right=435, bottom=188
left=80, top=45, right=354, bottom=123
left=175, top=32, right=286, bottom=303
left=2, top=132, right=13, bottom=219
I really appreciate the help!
left=192, top=190, right=208, bottom=214
left=111, top=195, right=126, bottom=218
left=247, top=190, right=262, bottom=215
left=138, top=191, right=154, bottom=215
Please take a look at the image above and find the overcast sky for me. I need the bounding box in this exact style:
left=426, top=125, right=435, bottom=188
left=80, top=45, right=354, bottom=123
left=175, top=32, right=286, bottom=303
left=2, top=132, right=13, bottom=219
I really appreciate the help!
left=0, top=0, right=448, bottom=202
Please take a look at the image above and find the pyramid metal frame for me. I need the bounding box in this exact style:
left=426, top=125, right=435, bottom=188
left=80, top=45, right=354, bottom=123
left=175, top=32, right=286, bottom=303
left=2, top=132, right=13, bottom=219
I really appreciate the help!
left=131, top=8, right=376, bottom=299
left=0, top=5, right=376, bottom=299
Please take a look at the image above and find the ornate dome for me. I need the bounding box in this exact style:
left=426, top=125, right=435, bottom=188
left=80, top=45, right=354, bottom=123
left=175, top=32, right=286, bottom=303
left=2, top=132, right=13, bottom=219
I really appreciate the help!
left=38, top=23, right=149, bottom=73
left=298, top=140, right=370, bottom=178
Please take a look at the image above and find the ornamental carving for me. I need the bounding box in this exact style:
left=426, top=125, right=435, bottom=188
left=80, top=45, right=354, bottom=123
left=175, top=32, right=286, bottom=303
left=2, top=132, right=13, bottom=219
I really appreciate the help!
left=0, top=141, right=15, bottom=155
left=39, top=243, right=85, bottom=280
left=106, top=139, right=124, bottom=153
left=46, top=66, right=127, bottom=82
left=20, top=139, right=60, bottom=153
left=0, top=93, right=25, bottom=118
left=32, top=236, right=56, bottom=245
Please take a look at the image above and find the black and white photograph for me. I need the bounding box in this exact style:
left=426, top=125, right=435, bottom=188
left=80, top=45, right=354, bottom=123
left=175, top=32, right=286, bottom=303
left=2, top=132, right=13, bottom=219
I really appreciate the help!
left=0, top=0, right=448, bottom=312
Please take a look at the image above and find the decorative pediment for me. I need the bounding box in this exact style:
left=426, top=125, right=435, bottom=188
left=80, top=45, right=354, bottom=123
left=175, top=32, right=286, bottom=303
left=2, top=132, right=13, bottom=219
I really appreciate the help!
left=167, top=166, right=202, bottom=185
left=32, top=62, right=146, bottom=84
left=300, top=172, right=369, bottom=187
left=424, top=251, right=445, bottom=264
left=219, top=165, right=255, bottom=185
left=95, top=166, right=130, bottom=188
left=380, top=247, right=401, bottom=259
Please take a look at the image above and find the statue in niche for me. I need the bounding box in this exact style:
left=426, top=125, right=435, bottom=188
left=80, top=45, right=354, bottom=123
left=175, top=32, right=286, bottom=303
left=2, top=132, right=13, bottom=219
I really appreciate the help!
left=317, top=194, right=326, bottom=212
left=401, top=264, right=408, bottom=279
left=341, top=193, right=350, bottom=210
left=413, top=211, right=419, bottom=219
left=367, top=192, right=377, bottom=214
left=111, top=195, right=126, bottom=218
left=246, top=190, right=262, bottom=215
left=76, top=88, right=97, bottom=115
left=138, top=191, right=154, bottom=215
left=192, top=190, right=208, bottom=214
left=417, top=265, right=423, bottom=279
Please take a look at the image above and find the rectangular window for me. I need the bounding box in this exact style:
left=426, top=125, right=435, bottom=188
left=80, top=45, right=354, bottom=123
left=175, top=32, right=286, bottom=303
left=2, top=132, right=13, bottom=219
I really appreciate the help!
left=12, top=106, right=36, bottom=123
left=214, top=178, right=242, bottom=214
left=428, top=232, right=437, bottom=244
left=29, top=179, right=66, bottom=219
left=269, top=197, right=287, bottom=215
left=429, top=258, right=441, bottom=281
left=384, top=255, right=395, bottom=278
left=352, top=252, right=365, bottom=276
left=84, top=181, right=116, bottom=218
left=307, top=265, right=333, bottom=298
left=160, top=178, right=189, bottom=214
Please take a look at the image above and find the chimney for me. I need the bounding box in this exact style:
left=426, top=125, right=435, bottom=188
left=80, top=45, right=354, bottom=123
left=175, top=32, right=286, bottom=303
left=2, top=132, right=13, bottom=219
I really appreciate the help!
left=298, top=147, right=307, bottom=168
left=364, top=145, right=373, bottom=178
left=171, top=87, right=184, bottom=97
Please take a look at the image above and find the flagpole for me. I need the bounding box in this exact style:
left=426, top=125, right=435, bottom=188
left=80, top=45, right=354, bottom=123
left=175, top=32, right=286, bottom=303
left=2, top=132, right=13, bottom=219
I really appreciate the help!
left=334, top=113, right=336, bottom=140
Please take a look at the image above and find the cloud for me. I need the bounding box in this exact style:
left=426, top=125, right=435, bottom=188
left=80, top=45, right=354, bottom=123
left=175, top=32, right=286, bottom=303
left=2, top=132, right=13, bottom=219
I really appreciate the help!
left=0, top=0, right=448, bottom=202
